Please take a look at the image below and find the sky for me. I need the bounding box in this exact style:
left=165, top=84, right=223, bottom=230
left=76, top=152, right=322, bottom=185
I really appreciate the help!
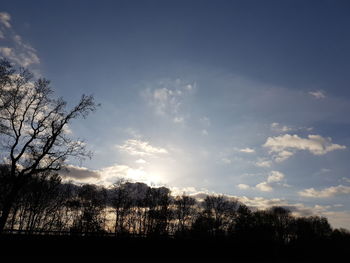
left=1, top=0, right=350, bottom=229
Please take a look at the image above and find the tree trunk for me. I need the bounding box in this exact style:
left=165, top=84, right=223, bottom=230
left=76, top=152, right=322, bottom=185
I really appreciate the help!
left=0, top=176, right=23, bottom=234
left=0, top=185, right=20, bottom=233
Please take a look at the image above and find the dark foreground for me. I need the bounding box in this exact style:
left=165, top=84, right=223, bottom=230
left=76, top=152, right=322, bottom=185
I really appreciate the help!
left=1, top=234, right=349, bottom=262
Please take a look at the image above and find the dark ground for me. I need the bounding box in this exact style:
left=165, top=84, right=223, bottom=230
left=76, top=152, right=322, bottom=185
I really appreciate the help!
left=0, top=234, right=347, bottom=262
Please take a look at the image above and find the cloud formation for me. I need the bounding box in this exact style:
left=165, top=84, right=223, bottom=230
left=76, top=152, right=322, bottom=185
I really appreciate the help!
left=57, top=164, right=350, bottom=229
left=59, top=165, right=100, bottom=181
left=239, top=147, right=255, bottom=153
left=263, top=134, right=346, bottom=162
left=309, top=90, right=326, bottom=99
left=299, top=185, right=350, bottom=198
left=0, top=11, right=40, bottom=67
left=189, top=191, right=340, bottom=222
left=0, top=12, right=11, bottom=28
left=237, top=183, right=250, bottom=190
left=60, top=163, right=163, bottom=186
left=267, top=170, right=285, bottom=183
left=256, top=171, right=286, bottom=192
left=238, top=171, right=287, bottom=192
left=143, top=78, right=195, bottom=124
left=270, top=122, right=293, bottom=133
left=255, top=158, right=272, bottom=168
left=270, top=122, right=313, bottom=135
left=255, top=182, right=273, bottom=192
left=117, top=139, right=168, bottom=157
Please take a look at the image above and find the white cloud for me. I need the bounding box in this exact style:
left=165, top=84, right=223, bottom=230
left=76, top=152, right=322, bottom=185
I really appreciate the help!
left=173, top=116, right=184, bottom=124
left=253, top=171, right=287, bottom=192
left=239, top=147, right=255, bottom=153
left=153, top=88, right=176, bottom=115
left=0, top=47, right=12, bottom=57
left=255, top=182, right=273, bottom=192
left=267, top=170, right=285, bottom=183
left=100, top=164, right=144, bottom=184
left=342, top=177, right=350, bottom=183
left=270, top=122, right=313, bottom=134
left=61, top=163, right=164, bottom=187
left=0, top=12, right=40, bottom=67
left=273, top=150, right=294, bottom=162
left=170, top=186, right=200, bottom=196
left=201, top=129, right=208, bottom=136
left=299, top=185, right=350, bottom=198
left=270, top=122, right=292, bottom=133
left=124, top=127, right=142, bottom=139
left=143, top=78, right=195, bottom=123
left=0, top=46, right=40, bottom=67
left=0, top=12, right=11, bottom=28
left=237, top=184, right=250, bottom=190
left=333, top=204, right=344, bottom=208
left=135, top=158, right=147, bottom=164
left=117, top=139, right=168, bottom=157
left=255, top=158, right=272, bottom=168
left=234, top=196, right=338, bottom=222
left=185, top=84, right=194, bottom=91
left=309, top=90, right=326, bottom=99
left=231, top=195, right=350, bottom=229
left=263, top=134, right=346, bottom=162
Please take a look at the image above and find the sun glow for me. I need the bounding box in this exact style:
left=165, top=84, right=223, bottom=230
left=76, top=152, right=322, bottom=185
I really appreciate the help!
left=125, top=164, right=165, bottom=186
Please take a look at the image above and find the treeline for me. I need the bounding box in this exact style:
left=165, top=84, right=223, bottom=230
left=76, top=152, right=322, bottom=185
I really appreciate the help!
left=1, top=165, right=349, bottom=245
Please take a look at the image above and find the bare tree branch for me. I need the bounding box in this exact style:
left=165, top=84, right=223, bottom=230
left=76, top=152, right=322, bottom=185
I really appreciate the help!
left=0, top=58, right=99, bottom=232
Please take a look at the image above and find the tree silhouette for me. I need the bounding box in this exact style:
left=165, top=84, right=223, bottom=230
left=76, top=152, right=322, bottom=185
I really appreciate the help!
left=174, top=195, right=196, bottom=236
left=0, top=59, right=98, bottom=233
left=0, top=175, right=349, bottom=260
left=110, top=179, right=132, bottom=236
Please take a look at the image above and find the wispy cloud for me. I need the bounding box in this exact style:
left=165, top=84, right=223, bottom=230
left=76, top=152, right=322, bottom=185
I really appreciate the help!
left=238, top=171, right=287, bottom=192
left=117, top=139, right=168, bottom=157
left=270, top=122, right=293, bottom=133
left=237, top=183, right=250, bottom=190
left=239, top=147, right=255, bottom=153
left=135, top=158, right=147, bottom=164
left=270, top=122, right=313, bottom=134
left=267, top=170, right=285, bottom=183
left=299, top=185, right=350, bottom=198
left=143, top=78, right=195, bottom=124
left=256, top=171, right=287, bottom=192
left=309, top=90, right=326, bottom=99
left=0, top=11, right=40, bottom=67
left=201, top=129, right=208, bottom=136
left=342, top=177, right=350, bottom=183
left=0, top=12, right=11, bottom=28
left=173, top=116, right=184, bottom=124
left=255, top=158, right=272, bottom=168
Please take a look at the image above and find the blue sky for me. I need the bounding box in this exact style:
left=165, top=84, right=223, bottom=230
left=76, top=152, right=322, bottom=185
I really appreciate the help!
left=1, top=0, right=350, bottom=229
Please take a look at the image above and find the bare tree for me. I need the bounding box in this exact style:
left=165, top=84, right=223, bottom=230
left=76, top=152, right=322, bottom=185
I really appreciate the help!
left=201, top=195, right=238, bottom=236
left=0, top=59, right=98, bottom=232
left=174, top=195, right=196, bottom=235
left=110, top=179, right=132, bottom=236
